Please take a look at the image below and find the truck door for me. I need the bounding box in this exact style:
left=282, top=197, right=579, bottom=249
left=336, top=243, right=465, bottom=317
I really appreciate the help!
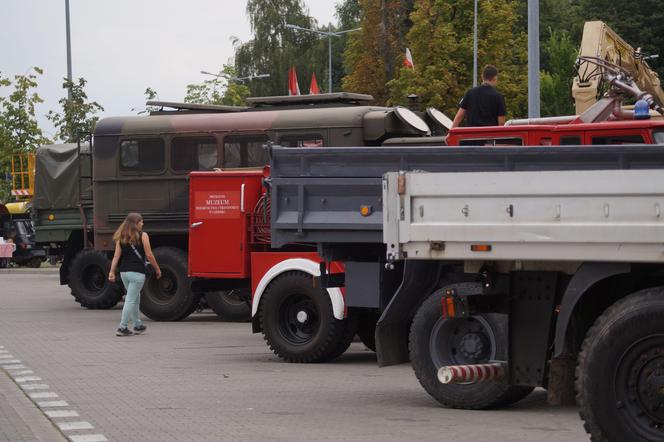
left=188, top=171, right=264, bottom=277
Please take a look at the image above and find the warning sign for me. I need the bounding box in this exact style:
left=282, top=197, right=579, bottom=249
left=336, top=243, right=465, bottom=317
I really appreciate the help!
left=194, top=191, right=241, bottom=219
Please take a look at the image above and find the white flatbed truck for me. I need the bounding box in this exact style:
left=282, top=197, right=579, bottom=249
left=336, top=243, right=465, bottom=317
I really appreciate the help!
left=382, top=165, right=664, bottom=441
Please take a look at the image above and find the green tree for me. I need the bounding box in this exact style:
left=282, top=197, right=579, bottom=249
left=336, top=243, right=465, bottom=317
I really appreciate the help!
left=233, top=0, right=319, bottom=97
left=342, top=0, right=414, bottom=104
left=540, top=29, right=578, bottom=117
left=184, top=65, right=250, bottom=106
left=47, top=78, right=103, bottom=143
left=387, top=0, right=528, bottom=119
left=0, top=68, right=50, bottom=202
left=133, top=87, right=161, bottom=115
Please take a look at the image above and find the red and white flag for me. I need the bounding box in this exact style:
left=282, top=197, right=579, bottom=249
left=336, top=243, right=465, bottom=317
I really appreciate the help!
left=288, top=66, right=301, bottom=96
left=403, top=48, right=414, bottom=69
left=309, top=73, right=320, bottom=95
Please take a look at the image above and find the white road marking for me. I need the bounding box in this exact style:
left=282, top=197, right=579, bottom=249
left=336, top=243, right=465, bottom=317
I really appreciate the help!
left=2, top=364, right=26, bottom=369
left=29, top=391, right=58, bottom=399
left=3, top=349, right=110, bottom=442
left=45, top=409, right=79, bottom=418
left=37, top=400, right=69, bottom=407
left=69, top=435, right=108, bottom=442
left=20, top=383, right=50, bottom=390
left=14, top=376, right=42, bottom=382
left=56, top=421, right=94, bottom=431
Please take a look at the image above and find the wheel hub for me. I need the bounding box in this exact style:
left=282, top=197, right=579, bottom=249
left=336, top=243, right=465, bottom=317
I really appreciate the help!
left=278, top=294, right=319, bottom=345
left=83, top=265, right=106, bottom=292
left=459, top=332, right=486, bottom=360
left=636, top=351, right=664, bottom=423
left=618, top=336, right=664, bottom=439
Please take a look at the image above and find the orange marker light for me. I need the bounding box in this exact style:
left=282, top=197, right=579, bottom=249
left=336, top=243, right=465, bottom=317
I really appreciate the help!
left=446, top=297, right=456, bottom=318
left=360, top=205, right=373, bottom=217
left=471, top=244, right=492, bottom=252
left=48, top=214, right=55, bottom=221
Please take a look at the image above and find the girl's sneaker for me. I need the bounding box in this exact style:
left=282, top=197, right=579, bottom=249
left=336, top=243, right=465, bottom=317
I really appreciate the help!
left=116, top=328, right=133, bottom=336
left=133, top=324, right=147, bottom=334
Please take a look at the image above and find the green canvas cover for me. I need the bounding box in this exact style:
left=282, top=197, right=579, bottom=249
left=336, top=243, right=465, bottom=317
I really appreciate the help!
left=34, top=143, right=89, bottom=210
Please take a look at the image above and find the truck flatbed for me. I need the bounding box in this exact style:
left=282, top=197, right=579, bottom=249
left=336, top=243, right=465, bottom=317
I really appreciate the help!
left=270, top=144, right=664, bottom=247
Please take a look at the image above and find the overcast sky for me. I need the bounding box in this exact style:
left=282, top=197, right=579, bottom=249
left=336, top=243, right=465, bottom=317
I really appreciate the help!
left=2, top=0, right=338, bottom=140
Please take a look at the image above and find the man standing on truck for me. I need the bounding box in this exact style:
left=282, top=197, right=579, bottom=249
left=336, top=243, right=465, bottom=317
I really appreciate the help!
left=451, top=65, right=506, bottom=127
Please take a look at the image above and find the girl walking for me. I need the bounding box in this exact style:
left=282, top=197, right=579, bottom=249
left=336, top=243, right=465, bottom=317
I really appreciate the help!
left=108, top=213, right=161, bottom=336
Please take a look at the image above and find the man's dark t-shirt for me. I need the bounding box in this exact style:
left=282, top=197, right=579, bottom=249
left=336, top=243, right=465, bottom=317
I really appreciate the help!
left=459, top=84, right=506, bottom=126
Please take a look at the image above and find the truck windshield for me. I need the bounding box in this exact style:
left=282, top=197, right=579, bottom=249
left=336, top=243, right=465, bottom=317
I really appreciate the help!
left=653, top=130, right=664, bottom=144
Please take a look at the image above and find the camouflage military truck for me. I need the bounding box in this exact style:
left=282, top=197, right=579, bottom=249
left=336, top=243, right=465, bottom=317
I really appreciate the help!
left=34, top=93, right=446, bottom=321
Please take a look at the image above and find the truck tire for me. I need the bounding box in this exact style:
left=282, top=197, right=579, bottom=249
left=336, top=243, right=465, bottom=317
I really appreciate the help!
left=356, top=312, right=379, bottom=352
left=576, top=287, right=664, bottom=442
left=28, top=257, right=43, bottom=268
left=259, top=271, right=357, bottom=363
left=68, top=249, right=123, bottom=309
left=410, top=284, right=533, bottom=409
left=205, top=290, right=251, bottom=321
left=140, top=247, right=200, bottom=321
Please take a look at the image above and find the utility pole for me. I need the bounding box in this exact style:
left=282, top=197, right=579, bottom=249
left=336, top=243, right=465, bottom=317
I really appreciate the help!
left=65, top=0, right=73, bottom=100
left=527, top=0, right=540, bottom=118
left=473, top=0, right=478, bottom=87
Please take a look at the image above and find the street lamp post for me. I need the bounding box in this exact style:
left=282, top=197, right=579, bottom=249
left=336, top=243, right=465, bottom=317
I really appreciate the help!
left=285, top=23, right=361, bottom=93
left=473, top=0, right=478, bottom=87
left=527, top=0, right=541, bottom=118
left=65, top=0, right=73, bottom=99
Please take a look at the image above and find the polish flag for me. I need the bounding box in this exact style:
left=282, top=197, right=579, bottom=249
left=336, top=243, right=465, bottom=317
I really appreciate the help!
left=309, top=73, right=320, bottom=95
left=288, top=66, right=301, bottom=96
left=403, top=48, right=414, bottom=69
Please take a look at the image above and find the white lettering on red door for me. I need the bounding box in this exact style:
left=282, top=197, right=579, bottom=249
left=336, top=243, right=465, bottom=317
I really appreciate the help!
left=194, top=191, right=241, bottom=219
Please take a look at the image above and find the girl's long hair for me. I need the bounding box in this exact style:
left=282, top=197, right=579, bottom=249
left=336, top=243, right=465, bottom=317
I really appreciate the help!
left=113, top=212, right=143, bottom=245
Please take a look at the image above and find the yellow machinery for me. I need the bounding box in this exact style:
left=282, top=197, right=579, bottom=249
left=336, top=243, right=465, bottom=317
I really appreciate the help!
left=573, top=21, right=664, bottom=114
left=10, top=153, right=35, bottom=200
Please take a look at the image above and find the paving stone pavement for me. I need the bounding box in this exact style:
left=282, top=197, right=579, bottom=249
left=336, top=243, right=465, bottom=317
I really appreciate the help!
left=0, top=273, right=589, bottom=441
left=0, top=369, right=67, bottom=441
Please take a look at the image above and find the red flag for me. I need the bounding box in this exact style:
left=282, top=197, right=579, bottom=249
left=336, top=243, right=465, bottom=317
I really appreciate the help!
left=403, top=48, right=414, bottom=69
left=309, top=73, right=320, bottom=95
left=288, top=66, right=301, bottom=96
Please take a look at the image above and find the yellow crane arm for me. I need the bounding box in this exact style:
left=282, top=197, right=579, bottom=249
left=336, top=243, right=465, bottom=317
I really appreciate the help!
left=572, top=21, right=664, bottom=114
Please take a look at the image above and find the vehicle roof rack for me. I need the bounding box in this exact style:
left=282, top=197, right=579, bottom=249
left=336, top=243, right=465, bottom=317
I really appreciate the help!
left=246, top=92, right=374, bottom=108
left=146, top=100, right=249, bottom=113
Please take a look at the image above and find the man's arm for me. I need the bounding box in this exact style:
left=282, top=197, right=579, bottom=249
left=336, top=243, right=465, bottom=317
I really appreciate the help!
left=497, top=93, right=507, bottom=126
left=451, top=108, right=466, bottom=128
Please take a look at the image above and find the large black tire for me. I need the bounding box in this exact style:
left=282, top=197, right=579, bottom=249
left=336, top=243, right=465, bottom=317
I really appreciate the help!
left=410, top=284, right=533, bottom=409
left=576, top=287, right=664, bottom=442
left=356, top=312, right=379, bottom=352
left=68, top=249, right=124, bottom=309
left=259, top=271, right=357, bottom=363
left=28, top=257, right=42, bottom=268
left=205, top=290, right=251, bottom=321
left=140, top=247, right=200, bottom=321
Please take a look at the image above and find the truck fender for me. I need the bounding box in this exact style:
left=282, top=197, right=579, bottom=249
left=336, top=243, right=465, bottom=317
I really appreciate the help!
left=553, top=262, right=630, bottom=358
left=251, top=258, right=345, bottom=321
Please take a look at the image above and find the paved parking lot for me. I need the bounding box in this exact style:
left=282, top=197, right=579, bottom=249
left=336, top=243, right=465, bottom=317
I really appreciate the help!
left=0, top=270, right=588, bottom=441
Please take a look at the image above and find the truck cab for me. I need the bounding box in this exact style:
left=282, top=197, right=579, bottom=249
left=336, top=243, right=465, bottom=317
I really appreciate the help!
left=446, top=119, right=664, bottom=146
